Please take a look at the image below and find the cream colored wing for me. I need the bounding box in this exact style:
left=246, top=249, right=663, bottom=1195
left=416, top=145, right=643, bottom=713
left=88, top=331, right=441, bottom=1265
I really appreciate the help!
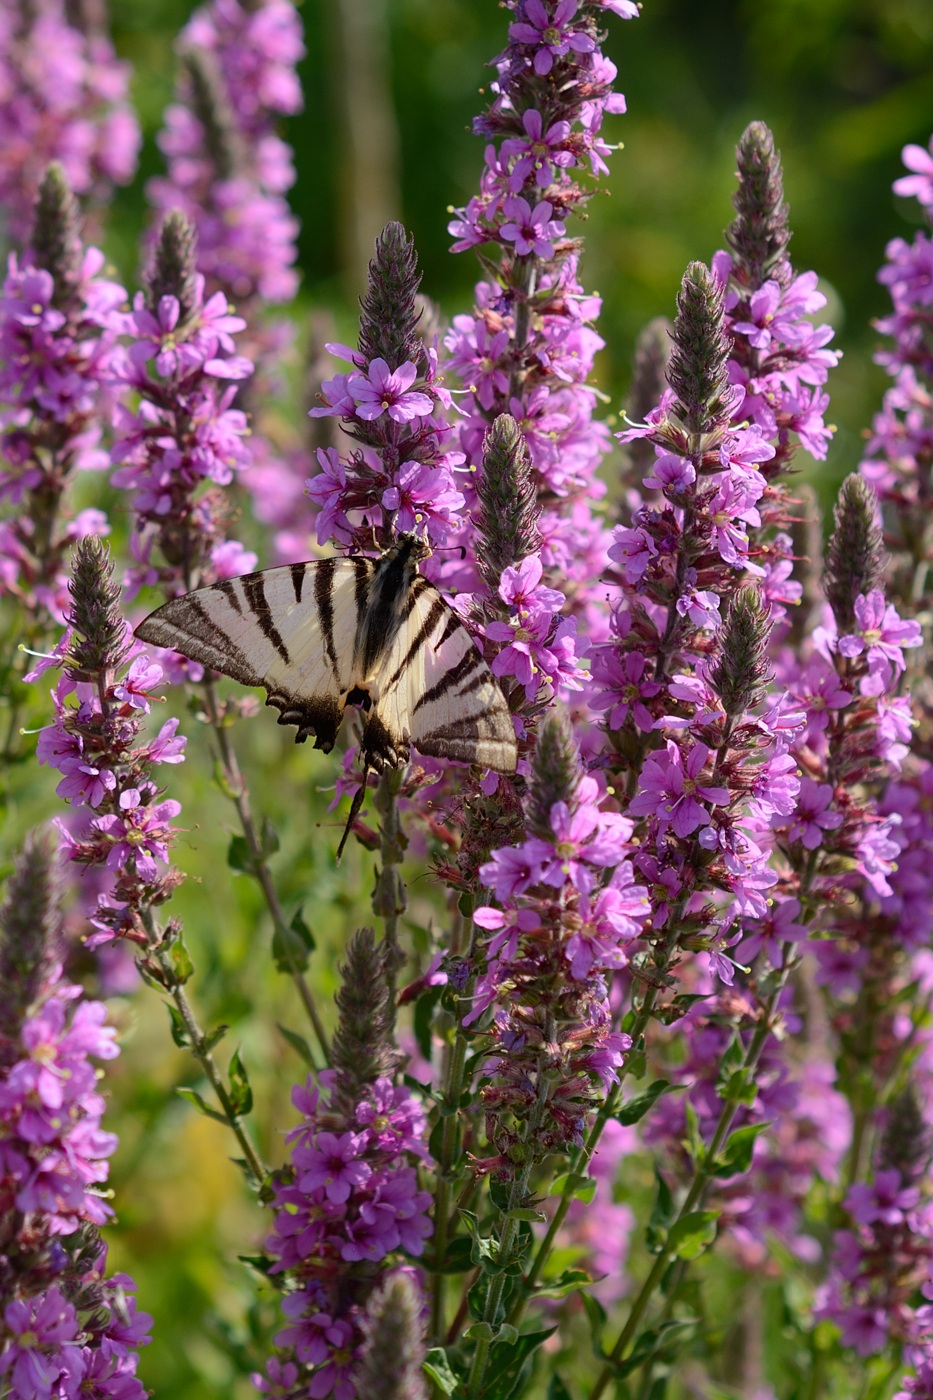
left=135, top=558, right=374, bottom=750
left=364, top=576, right=517, bottom=774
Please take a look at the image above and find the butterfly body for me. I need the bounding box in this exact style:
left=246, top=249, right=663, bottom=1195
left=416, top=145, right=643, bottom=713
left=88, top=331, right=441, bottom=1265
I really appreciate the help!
left=136, top=536, right=518, bottom=779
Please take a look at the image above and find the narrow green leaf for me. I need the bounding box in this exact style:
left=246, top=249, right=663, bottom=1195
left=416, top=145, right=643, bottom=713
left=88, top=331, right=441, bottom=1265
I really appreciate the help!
left=504, top=1207, right=546, bottom=1223
left=550, top=1172, right=597, bottom=1203
left=167, top=1004, right=191, bottom=1049
left=227, top=833, right=253, bottom=874
left=667, top=1210, right=719, bottom=1260
left=547, top=1375, right=573, bottom=1400
left=616, top=1079, right=685, bottom=1126
left=202, top=1023, right=229, bottom=1054
left=277, top=1023, right=316, bottom=1067
left=712, top=1120, right=773, bottom=1177
left=581, top=1289, right=607, bottom=1349
left=289, top=907, right=315, bottom=952
left=228, top=1048, right=253, bottom=1117
left=423, top=1348, right=459, bottom=1396
left=271, top=913, right=311, bottom=974
left=176, top=1087, right=227, bottom=1123
left=646, top=1167, right=675, bottom=1253
left=260, top=817, right=280, bottom=858
left=683, top=1100, right=704, bottom=1163
left=169, top=935, right=194, bottom=985
left=482, top=1327, right=556, bottom=1400
left=533, top=1268, right=594, bottom=1300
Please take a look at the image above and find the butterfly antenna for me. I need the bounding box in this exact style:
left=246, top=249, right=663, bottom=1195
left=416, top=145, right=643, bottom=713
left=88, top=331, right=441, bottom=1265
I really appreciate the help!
left=336, top=764, right=372, bottom=862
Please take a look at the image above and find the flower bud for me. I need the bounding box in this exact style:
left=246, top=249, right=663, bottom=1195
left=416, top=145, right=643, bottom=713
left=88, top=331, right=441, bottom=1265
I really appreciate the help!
left=667, top=262, right=732, bottom=436
left=726, top=121, right=793, bottom=290
left=823, top=474, right=886, bottom=634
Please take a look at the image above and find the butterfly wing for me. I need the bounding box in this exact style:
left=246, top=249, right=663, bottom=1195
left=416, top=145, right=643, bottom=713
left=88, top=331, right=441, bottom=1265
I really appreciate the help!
left=135, top=558, right=374, bottom=750
left=364, top=577, right=517, bottom=774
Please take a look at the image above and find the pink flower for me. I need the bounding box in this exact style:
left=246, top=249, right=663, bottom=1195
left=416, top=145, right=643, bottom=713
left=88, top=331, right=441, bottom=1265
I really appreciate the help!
left=499, top=196, right=565, bottom=259
left=893, top=137, right=933, bottom=209
left=784, top=778, right=843, bottom=850
left=347, top=359, right=433, bottom=423
left=628, top=741, right=730, bottom=838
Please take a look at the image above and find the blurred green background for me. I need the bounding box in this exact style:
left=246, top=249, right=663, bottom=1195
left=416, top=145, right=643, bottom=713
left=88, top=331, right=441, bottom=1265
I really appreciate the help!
left=7, top=0, right=933, bottom=1395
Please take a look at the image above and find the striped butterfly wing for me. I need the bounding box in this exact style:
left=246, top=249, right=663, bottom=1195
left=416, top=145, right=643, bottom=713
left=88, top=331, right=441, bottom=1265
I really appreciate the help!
left=367, top=576, right=517, bottom=775
left=135, top=558, right=375, bottom=751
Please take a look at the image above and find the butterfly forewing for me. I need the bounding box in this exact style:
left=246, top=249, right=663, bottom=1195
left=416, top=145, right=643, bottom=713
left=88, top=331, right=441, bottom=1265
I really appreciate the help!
left=135, top=558, right=374, bottom=750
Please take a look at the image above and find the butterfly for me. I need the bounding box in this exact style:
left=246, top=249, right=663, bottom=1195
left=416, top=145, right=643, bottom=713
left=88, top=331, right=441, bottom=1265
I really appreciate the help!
left=135, top=535, right=518, bottom=855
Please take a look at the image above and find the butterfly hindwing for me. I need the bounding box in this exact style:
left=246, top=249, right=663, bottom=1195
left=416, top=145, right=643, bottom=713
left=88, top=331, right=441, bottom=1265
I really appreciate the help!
left=135, top=558, right=375, bottom=750
left=367, top=576, right=517, bottom=774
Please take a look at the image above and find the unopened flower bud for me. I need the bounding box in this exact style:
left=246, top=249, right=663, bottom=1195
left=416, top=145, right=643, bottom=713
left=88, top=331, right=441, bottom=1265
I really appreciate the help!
left=29, top=163, right=82, bottom=311
left=709, top=587, right=773, bottom=718
left=667, top=262, right=732, bottom=436
left=726, top=121, right=793, bottom=290
left=354, top=1274, right=428, bottom=1400
left=330, top=926, right=401, bottom=1119
left=526, top=711, right=582, bottom=841
left=475, top=415, right=541, bottom=594
left=878, top=1083, right=933, bottom=1187
left=358, top=222, right=424, bottom=372
left=67, top=537, right=128, bottom=680
left=823, top=475, right=886, bottom=634
left=620, top=316, right=672, bottom=485
left=146, top=210, right=199, bottom=324
left=183, top=48, right=240, bottom=183
left=0, top=830, right=62, bottom=1045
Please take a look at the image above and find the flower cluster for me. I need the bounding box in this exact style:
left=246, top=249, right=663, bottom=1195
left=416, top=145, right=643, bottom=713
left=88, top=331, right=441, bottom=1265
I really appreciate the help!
left=147, top=0, right=302, bottom=311
left=470, top=715, right=648, bottom=1172
left=109, top=210, right=255, bottom=600
left=0, top=166, right=125, bottom=626
left=259, top=929, right=432, bottom=1399
left=0, top=0, right=139, bottom=242
left=307, top=222, right=466, bottom=557
left=0, top=832, right=151, bottom=1399
left=29, top=537, right=186, bottom=944
left=444, top=0, right=631, bottom=648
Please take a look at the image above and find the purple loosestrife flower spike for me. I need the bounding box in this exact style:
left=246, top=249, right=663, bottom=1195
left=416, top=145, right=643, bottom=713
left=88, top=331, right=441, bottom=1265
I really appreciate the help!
left=823, top=474, right=887, bottom=634
left=525, top=709, right=584, bottom=843
left=878, top=1084, right=933, bottom=1187
left=708, top=586, right=773, bottom=720
left=474, top=414, right=542, bottom=595
left=66, top=536, right=128, bottom=681
left=668, top=262, right=732, bottom=436
left=620, top=316, right=673, bottom=483
left=184, top=47, right=242, bottom=182
left=353, top=1273, right=428, bottom=1400
left=0, top=831, right=61, bottom=1048
left=30, top=164, right=83, bottom=312
left=726, top=121, right=793, bottom=292
left=146, top=209, right=200, bottom=326
left=329, top=927, right=401, bottom=1121
left=359, top=221, right=425, bottom=373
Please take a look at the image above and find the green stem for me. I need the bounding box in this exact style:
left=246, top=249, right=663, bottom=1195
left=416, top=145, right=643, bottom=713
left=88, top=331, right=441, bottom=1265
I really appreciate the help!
left=373, top=765, right=407, bottom=1002
left=200, top=675, right=330, bottom=1060
left=140, top=908, right=268, bottom=1186
left=430, top=985, right=472, bottom=1343
left=588, top=946, right=797, bottom=1400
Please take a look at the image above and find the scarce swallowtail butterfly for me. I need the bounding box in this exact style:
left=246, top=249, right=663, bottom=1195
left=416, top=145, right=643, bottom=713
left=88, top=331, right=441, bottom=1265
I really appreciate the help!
left=135, top=534, right=518, bottom=855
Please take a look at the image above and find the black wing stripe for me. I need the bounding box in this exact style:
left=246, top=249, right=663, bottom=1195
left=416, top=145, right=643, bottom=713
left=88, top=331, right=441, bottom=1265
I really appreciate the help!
left=382, top=596, right=447, bottom=693
left=175, top=597, right=260, bottom=684
left=314, top=558, right=340, bottom=678
left=413, top=646, right=484, bottom=712
left=290, top=563, right=307, bottom=603
left=217, top=579, right=243, bottom=615
left=353, top=556, right=371, bottom=617
left=244, top=574, right=291, bottom=665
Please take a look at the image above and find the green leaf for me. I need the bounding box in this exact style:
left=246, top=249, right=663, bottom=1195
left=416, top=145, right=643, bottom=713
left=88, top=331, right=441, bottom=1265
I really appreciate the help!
left=711, top=1120, right=773, bottom=1177
left=667, top=1210, right=719, bottom=1260
left=413, top=983, right=443, bottom=1061
left=228, top=1049, right=253, bottom=1117
left=260, top=818, right=280, bottom=858
left=227, top=833, right=253, bottom=874
left=619, top=1318, right=698, bottom=1377
left=581, top=1289, right=606, bottom=1349
left=167, top=1004, right=191, bottom=1049
left=547, top=1375, right=574, bottom=1400
left=176, top=1087, right=227, bottom=1123
left=271, top=909, right=314, bottom=975
left=430, top=1236, right=473, bottom=1275
left=277, top=1023, right=316, bottom=1067
left=624, top=1046, right=647, bottom=1080
left=504, top=1207, right=546, bottom=1223
left=423, top=1347, right=459, bottom=1395
left=616, top=1079, right=685, bottom=1126
left=464, top=1321, right=495, bottom=1341
left=646, top=1168, right=674, bottom=1253
left=683, top=1100, right=705, bottom=1163
left=533, top=1268, right=594, bottom=1300
left=169, top=934, right=194, bottom=985
left=482, top=1327, right=556, bottom=1400
left=202, top=1023, right=229, bottom=1054
left=550, top=1172, right=597, bottom=1204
